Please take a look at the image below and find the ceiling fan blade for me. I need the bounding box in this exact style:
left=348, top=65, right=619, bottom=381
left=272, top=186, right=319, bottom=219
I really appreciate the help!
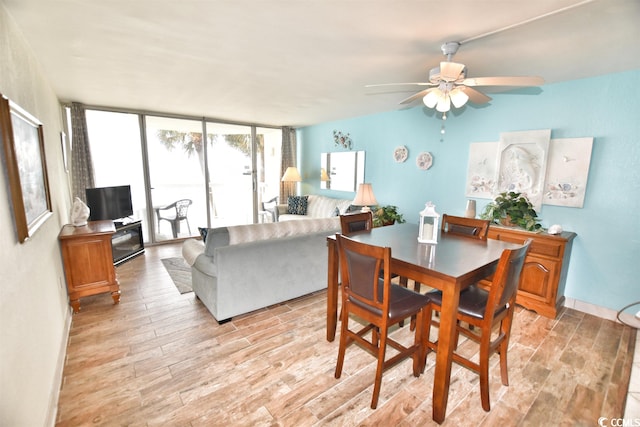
left=460, top=86, right=492, bottom=104
left=365, top=82, right=434, bottom=88
left=462, top=76, right=544, bottom=87
left=398, top=88, right=437, bottom=105
left=440, top=62, right=466, bottom=82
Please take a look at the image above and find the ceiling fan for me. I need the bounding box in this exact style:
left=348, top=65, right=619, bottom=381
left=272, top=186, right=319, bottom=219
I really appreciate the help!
left=367, top=41, right=544, bottom=114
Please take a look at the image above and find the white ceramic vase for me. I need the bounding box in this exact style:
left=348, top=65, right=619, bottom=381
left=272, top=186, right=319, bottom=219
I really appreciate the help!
left=464, top=200, right=476, bottom=218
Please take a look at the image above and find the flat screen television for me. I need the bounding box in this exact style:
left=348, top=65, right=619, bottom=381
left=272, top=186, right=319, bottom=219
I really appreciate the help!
left=85, top=185, right=133, bottom=221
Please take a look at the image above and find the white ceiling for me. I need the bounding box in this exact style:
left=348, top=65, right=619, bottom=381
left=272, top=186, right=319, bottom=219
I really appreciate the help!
left=2, top=0, right=639, bottom=127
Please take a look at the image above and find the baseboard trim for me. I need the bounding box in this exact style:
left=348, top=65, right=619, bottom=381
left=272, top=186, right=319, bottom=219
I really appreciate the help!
left=45, top=306, right=72, bottom=427
left=564, top=297, right=619, bottom=322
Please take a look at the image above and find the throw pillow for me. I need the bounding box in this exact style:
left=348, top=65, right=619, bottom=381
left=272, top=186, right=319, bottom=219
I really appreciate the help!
left=332, top=206, right=340, bottom=217
left=198, top=227, right=208, bottom=242
left=287, top=195, right=309, bottom=215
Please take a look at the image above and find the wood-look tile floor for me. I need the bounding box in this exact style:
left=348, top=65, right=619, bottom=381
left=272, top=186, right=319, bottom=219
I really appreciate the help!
left=56, top=243, right=636, bottom=426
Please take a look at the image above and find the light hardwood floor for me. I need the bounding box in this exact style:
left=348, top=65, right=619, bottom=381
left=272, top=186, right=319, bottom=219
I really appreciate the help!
left=56, top=243, right=635, bottom=426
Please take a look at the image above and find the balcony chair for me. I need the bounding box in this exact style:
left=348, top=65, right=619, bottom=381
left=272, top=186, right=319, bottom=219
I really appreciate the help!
left=260, top=196, right=279, bottom=222
left=155, top=199, right=192, bottom=238
left=334, top=234, right=431, bottom=409
left=423, top=239, right=532, bottom=411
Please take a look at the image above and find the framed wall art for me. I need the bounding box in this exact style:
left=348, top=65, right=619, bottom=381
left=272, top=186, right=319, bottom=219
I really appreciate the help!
left=496, top=129, right=551, bottom=211
left=465, top=130, right=594, bottom=210
left=543, top=137, right=593, bottom=207
left=0, top=94, right=53, bottom=243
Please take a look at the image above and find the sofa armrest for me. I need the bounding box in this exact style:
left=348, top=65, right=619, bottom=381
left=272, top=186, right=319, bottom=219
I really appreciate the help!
left=182, top=238, right=205, bottom=266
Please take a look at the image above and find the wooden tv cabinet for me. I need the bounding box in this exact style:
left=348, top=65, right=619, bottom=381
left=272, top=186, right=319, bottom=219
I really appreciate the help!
left=481, top=225, right=576, bottom=319
left=58, top=220, right=120, bottom=313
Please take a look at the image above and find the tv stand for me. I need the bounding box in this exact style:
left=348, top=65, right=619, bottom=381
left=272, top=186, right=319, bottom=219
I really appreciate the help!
left=112, top=220, right=144, bottom=265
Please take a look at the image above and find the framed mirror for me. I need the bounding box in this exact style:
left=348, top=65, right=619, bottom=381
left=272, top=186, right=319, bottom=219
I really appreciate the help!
left=320, top=151, right=365, bottom=192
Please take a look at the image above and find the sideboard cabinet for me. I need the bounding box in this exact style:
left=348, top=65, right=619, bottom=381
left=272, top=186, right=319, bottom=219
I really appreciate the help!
left=481, top=225, right=576, bottom=319
left=59, top=220, right=120, bottom=313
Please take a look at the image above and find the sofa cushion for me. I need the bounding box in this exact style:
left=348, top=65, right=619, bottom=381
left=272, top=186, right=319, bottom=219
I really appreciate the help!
left=306, top=195, right=352, bottom=218
left=287, top=195, right=308, bottom=215
left=227, top=217, right=340, bottom=244
left=204, top=227, right=231, bottom=257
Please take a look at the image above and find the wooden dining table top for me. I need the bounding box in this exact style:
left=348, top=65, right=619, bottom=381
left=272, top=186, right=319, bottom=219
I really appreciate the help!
left=330, top=222, right=521, bottom=288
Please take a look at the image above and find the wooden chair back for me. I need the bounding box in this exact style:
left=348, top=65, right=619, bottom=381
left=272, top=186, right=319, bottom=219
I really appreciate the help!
left=340, top=212, right=373, bottom=235
left=441, top=214, right=490, bottom=240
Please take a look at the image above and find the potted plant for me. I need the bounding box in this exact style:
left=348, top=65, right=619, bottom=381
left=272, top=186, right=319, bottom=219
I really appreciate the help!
left=372, top=205, right=406, bottom=227
left=480, top=191, right=542, bottom=232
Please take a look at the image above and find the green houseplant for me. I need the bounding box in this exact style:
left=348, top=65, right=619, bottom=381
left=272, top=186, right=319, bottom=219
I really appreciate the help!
left=372, top=205, right=406, bottom=227
left=481, top=191, right=542, bottom=232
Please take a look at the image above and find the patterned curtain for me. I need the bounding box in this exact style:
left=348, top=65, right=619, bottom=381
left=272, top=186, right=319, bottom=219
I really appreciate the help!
left=70, top=103, right=95, bottom=201
left=279, top=126, right=297, bottom=203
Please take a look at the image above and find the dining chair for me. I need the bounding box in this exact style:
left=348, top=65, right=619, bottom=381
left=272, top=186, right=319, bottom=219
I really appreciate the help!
left=441, top=214, right=490, bottom=240
left=340, top=211, right=373, bottom=234
left=335, top=234, right=431, bottom=409
left=423, top=239, right=531, bottom=411
left=340, top=213, right=410, bottom=309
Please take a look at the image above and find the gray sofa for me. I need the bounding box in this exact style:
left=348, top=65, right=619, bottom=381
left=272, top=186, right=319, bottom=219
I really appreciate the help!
left=182, top=217, right=341, bottom=322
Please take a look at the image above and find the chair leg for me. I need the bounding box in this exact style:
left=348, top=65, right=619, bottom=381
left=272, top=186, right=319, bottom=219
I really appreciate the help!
left=408, top=281, right=422, bottom=331
left=334, top=309, right=349, bottom=379
left=371, top=328, right=388, bottom=409
left=170, top=221, right=178, bottom=238
left=421, top=304, right=434, bottom=373
left=499, top=312, right=515, bottom=386
left=413, top=308, right=426, bottom=377
left=479, top=346, right=491, bottom=411
left=398, top=276, right=408, bottom=327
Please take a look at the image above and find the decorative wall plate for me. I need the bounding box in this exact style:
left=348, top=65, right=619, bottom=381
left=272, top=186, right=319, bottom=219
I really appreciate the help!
left=416, top=151, right=433, bottom=170
left=393, top=145, right=408, bottom=163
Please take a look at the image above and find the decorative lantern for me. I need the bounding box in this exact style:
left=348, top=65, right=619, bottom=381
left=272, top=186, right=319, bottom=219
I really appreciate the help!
left=418, top=202, right=440, bottom=243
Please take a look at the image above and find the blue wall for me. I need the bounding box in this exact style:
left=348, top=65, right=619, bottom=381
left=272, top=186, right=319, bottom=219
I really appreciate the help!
left=298, top=70, right=640, bottom=313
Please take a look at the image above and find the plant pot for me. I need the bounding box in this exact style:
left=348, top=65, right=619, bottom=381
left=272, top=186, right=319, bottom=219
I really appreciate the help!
left=500, top=216, right=516, bottom=227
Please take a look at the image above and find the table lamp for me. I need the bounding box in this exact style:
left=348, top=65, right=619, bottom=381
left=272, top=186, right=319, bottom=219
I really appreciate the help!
left=353, top=183, right=378, bottom=213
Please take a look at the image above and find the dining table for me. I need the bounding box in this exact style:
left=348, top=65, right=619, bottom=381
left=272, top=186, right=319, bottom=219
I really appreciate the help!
left=325, top=223, right=520, bottom=423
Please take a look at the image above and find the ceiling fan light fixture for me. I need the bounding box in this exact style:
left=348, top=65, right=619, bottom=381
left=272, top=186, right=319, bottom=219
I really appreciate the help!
left=449, top=87, right=469, bottom=108
left=436, top=95, right=451, bottom=112
left=423, top=90, right=440, bottom=108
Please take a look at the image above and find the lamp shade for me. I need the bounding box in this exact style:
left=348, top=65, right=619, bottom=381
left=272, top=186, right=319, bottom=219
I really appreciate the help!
left=320, top=168, right=330, bottom=182
left=281, top=166, right=302, bottom=182
left=449, top=86, right=469, bottom=108
left=353, top=183, right=378, bottom=211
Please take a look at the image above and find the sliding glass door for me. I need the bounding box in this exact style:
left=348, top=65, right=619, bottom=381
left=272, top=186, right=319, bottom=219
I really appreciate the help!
left=146, top=116, right=206, bottom=242
left=205, top=122, right=254, bottom=227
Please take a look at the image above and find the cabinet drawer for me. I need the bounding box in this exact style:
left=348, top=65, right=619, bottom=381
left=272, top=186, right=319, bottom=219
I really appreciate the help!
left=489, top=231, right=562, bottom=258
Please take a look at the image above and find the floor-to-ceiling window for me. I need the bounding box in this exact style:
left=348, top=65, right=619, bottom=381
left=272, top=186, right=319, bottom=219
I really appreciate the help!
left=146, top=115, right=207, bottom=242
left=84, top=110, right=150, bottom=239
left=84, top=108, right=282, bottom=244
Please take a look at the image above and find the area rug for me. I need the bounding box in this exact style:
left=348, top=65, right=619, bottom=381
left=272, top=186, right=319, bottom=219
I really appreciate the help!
left=161, top=257, right=193, bottom=294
